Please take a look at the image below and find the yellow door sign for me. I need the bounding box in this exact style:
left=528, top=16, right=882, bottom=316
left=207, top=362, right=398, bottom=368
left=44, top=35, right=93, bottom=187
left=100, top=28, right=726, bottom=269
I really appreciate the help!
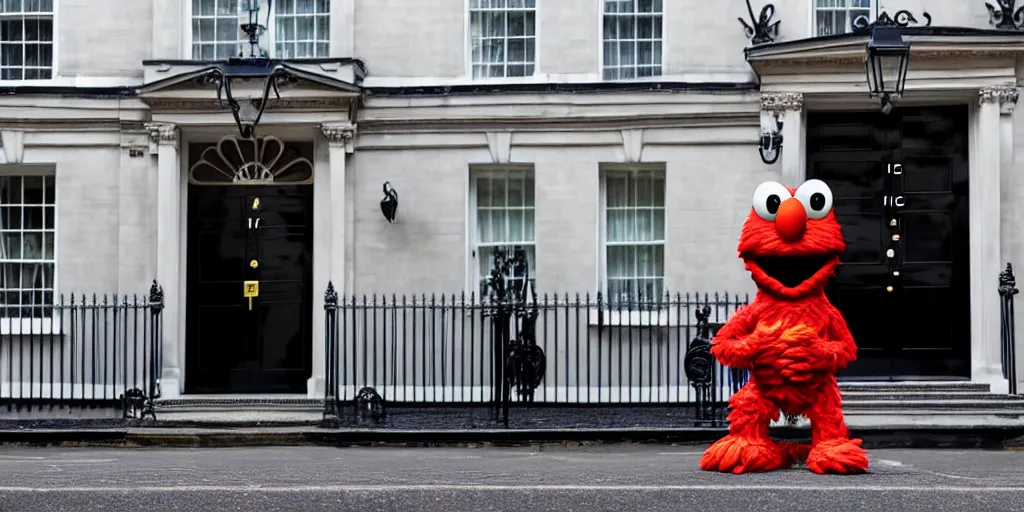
left=244, top=280, right=259, bottom=310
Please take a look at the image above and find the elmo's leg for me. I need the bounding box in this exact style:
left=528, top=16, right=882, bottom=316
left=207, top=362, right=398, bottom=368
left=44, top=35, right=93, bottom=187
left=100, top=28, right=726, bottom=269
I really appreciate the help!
left=699, top=383, right=792, bottom=473
left=804, top=380, right=869, bottom=475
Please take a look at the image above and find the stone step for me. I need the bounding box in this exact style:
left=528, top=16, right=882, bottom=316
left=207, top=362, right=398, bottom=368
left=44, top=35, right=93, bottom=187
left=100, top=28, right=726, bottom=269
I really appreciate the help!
left=840, top=392, right=1023, bottom=401
left=837, top=382, right=991, bottom=393
left=842, top=399, right=1024, bottom=411
left=153, top=396, right=324, bottom=424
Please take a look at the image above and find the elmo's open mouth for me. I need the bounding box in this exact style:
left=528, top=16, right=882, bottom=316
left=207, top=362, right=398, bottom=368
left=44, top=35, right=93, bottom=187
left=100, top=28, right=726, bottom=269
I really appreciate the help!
left=751, top=256, right=833, bottom=288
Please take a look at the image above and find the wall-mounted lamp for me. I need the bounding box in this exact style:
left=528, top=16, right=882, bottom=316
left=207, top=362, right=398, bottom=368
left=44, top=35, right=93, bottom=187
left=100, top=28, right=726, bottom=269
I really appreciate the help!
left=865, top=27, right=911, bottom=115
left=380, top=182, right=399, bottom=223
left=759, top=115, right=784, bottom=165
left=853, top=10, right=925, bottom=114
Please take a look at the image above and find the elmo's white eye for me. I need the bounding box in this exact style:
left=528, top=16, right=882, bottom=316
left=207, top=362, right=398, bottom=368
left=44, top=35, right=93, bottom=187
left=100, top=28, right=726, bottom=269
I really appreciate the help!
left=751, top=181, right=792, bottom=221
left=794, top=179, right=834, bottom=220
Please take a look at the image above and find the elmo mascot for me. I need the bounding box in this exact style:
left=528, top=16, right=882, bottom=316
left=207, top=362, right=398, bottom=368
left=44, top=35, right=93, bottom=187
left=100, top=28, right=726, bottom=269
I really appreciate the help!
left=699, top=179, right=869, bottom=475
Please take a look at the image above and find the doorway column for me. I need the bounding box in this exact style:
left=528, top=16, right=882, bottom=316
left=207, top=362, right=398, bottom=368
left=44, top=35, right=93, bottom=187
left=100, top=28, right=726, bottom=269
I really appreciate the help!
left=974, top=86, right=1012, bottom=387
left=146, top=122, right=182, bottom=398
left=761, top=92, right=805, bottom=187
left=313, top=122, right=355, bottom=396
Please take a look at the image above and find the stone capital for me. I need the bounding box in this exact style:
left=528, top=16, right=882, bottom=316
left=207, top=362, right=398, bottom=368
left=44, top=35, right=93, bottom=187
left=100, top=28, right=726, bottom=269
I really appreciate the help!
left=760, top=92, right=804, bottom=113
left=979, top=84, right=1019, bottom=110
left=145, top=122, right=178, bottom=153
left=321, top=123, right=356, bottom=154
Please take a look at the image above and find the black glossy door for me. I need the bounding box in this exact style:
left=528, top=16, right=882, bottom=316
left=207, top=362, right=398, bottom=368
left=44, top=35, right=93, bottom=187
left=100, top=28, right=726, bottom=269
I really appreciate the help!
left=807, top=106, right=970, bottom=380
left=185, top=185, right=313, bottom=393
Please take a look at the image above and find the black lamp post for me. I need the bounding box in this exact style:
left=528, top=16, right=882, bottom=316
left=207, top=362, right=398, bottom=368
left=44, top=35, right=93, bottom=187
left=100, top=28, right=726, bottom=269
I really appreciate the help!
left=865, top=27, right=911, bottom=114
left=198, top=0, right=297, bottom=139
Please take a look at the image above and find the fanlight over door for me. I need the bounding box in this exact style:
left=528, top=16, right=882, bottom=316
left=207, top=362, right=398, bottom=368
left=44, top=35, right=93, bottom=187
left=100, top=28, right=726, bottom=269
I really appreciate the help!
left=189, top=135, right=313, bottom=185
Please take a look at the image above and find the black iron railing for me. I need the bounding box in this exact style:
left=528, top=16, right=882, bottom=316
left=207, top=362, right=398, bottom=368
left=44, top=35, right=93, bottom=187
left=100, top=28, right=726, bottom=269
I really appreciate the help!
left=1, top=281, right=163, bottom=418
left=1001, top=263, right=1018, bottom=395
left=322, top=283, right=749, bottom=426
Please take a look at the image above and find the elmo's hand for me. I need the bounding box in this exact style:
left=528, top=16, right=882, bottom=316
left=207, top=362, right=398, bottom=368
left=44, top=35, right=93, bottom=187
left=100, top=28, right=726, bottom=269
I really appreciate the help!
left=711, top=320, right=785, bottom=370
left=763, top=324, right=835, bottom=382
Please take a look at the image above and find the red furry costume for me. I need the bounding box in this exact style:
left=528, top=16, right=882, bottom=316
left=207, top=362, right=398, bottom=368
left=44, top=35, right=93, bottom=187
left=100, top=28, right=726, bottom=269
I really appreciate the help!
left=699, top=179, right=869, bottom=475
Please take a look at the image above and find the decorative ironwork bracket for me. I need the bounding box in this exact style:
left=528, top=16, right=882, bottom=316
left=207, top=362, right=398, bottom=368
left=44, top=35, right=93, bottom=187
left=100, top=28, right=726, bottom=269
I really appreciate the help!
left=987, top=0, right=1024, bottom=30
left=738, top=0, right=780, bottom=45
left=853, top=10, right=932, bottom=33
left=199, top=63, right=298, bottom=140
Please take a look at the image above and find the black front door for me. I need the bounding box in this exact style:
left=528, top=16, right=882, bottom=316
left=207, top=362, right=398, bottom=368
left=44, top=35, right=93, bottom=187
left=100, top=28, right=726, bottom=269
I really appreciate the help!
left=806, top=106, right=970, bottom=380
left=185, top=185, right=313, bottom=393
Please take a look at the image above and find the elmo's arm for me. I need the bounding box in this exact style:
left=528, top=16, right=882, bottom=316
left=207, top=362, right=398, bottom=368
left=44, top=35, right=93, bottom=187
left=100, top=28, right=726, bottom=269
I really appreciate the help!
left=820, top=305, right=858, bottom=371
left=710, top=303, right=762, bottom=370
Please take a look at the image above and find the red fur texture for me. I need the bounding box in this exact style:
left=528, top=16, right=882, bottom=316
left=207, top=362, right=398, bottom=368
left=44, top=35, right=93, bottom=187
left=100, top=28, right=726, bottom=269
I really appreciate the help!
left=699, top=182, right=869, bottom=475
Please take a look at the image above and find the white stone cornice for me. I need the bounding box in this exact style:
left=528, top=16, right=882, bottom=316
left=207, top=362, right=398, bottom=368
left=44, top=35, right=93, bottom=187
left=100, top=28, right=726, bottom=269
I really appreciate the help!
left=321, top=123, right=357, bottom=153
left=760, top=92, right=804, bottom=113
left=145, top=122, right=178, bottom=154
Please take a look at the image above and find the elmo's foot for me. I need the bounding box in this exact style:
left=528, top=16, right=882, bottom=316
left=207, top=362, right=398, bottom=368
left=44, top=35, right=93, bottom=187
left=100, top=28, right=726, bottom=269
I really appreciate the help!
left=700, top=435, right=793, bottom=474
left=806, top=438, right=869, bottom=475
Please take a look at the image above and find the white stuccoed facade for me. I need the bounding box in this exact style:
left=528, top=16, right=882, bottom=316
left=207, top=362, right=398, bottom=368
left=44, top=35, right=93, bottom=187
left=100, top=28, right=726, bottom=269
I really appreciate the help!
left=0, top=0, right=1021, bottom=402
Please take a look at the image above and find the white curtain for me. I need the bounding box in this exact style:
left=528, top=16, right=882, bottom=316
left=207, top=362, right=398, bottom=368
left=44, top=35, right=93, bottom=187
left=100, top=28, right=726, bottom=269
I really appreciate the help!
left=0, top=177, right=9, bottom=307
left=602, top=0, right=662, bottom=80
left=274, top=0, right=330, bottom=58
left=470, top=0, right=536, bottom=79
left=476, top=172, right=536, bottom=296
left=814, top=0, right=871, bottom=37
left=606, top=172, right=665, bottom=304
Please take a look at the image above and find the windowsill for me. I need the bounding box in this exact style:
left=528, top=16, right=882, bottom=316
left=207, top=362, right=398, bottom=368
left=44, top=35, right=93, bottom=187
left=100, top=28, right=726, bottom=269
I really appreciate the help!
left=0, top=317, right=63, bottom=336
left=0, top=76, right=142, bottom=88
left=586, top=308, right=680, bottom=327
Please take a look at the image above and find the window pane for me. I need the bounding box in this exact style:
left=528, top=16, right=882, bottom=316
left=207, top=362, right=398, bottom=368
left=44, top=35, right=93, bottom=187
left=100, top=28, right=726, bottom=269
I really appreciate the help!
left=475, top=171, right=536, bottom=289
left=0, top=173, right=56, bottom=319
left=602, top=1, right=662, bottom=80
left=469, top=1, right=534, bottom=78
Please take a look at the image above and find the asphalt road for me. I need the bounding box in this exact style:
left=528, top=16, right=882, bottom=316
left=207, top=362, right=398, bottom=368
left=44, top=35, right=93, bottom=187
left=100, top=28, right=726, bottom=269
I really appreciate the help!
left=1, top=444, right=1023, bottom=512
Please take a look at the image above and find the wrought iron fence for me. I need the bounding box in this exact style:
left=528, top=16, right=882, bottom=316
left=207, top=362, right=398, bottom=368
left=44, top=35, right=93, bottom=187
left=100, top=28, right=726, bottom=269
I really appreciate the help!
left=0, top=281, right=163, bottom=418
left=1000, top=263, right=1018, bottom=395
left=322, top=282, right=750, bottom=426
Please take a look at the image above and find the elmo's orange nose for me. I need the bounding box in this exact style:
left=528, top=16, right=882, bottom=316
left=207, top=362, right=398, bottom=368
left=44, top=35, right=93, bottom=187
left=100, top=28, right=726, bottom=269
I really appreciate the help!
left=775, top=197, right=807, bottom=241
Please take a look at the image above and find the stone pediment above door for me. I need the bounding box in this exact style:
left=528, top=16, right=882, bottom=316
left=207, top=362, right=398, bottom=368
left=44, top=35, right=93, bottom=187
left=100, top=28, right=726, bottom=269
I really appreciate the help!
left=138, top=59, right=364, bottom=115
left=745, top=27, right=1024, bottom=100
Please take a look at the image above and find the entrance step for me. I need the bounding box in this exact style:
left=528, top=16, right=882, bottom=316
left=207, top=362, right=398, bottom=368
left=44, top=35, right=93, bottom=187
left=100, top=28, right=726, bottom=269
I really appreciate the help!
left=838, top=382, right=992, bottom=393
left=833, top=382, right=1024, bottom=427
left=154, top=395, right=323, bottom=425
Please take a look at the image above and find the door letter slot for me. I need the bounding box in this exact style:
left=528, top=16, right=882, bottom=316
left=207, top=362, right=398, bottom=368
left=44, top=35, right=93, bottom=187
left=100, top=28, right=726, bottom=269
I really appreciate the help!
left=244, top=280, right=259, bottom=311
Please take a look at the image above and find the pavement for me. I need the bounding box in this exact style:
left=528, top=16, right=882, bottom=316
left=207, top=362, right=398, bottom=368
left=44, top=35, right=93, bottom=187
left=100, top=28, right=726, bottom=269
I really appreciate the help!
left=0, top=445, right=1023, bottom=511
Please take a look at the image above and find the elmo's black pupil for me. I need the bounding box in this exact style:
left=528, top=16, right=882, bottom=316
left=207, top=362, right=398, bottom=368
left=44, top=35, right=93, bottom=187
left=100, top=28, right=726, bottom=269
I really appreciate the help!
left=766, top=195, right=781, bottom=214
left=810, top=192, right=826, bottom=211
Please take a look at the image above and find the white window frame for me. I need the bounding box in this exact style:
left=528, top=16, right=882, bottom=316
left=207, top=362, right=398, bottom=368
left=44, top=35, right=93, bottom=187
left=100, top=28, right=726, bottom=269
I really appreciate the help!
left=467, top=165, right=536, bottom=300
left=599, top=0, right=664, bottom=81
left=0, top=167, right=59, bottom=335
left=184, top=0, right=331, bottom=60
left=596, top=164, right=669, bottom=325
left=0, top=0, right=57, bottom=84
left=809, top=0, right=874, bottom=38
left=465, top=0, right=539, bottom=82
